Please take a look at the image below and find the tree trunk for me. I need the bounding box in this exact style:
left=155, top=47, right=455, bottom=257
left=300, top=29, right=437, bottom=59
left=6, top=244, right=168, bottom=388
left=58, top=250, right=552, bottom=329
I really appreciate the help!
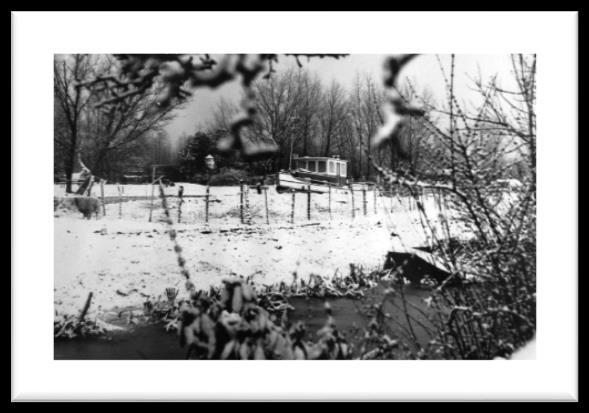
left=302, top=119, right=309, bottom=156
left=323, top=129, right=332, bottom=157
left=64, top=164, right=73, bottom=194
left=65, top=133, right=77, bottom=193
left=365, top=134, right=370, bottom=179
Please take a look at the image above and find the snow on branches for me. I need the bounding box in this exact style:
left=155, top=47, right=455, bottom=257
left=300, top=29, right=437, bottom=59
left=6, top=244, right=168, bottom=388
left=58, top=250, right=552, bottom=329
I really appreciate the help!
left=78, top=54, right=348, bottom=162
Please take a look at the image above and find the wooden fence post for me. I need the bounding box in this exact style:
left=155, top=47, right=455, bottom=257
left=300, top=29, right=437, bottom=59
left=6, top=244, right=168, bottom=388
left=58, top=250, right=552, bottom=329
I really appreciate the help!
left=148, top=166, right=156, bottom=222
left=117, top=185, right=123, bottom=219
left=205, top=184, right=210, bottom=223
left=177, top=185, right=184, bottom=223
left=290, top=190, right=296, bottom=225
left=86, top=176, right=95, bottom=196
left=78, top=292, right=93, bottom=322
left=350, top=185, right=355, bottom=219
left=100, top=180, right=106, bottom=216
left=307, top=185, right=311, bottom=221
left=244, top=185, right=251, bottom=225
left=264, top=186, right=270, bottom=225
left=328, top=185, right=332, bottom=220
left=409, top=190, right=413, bottom=212
left=239, top=180, right=244, bottom=224
left=362, top=185, right=367, bottom=216
left=373, top=185, right=377, bottom=214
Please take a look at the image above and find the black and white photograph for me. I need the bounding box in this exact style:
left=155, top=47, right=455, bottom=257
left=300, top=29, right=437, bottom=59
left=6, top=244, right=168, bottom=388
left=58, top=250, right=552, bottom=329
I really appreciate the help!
left=12, top=11, right=578, bottom=401
left=52, top=52, right=538, bottom=361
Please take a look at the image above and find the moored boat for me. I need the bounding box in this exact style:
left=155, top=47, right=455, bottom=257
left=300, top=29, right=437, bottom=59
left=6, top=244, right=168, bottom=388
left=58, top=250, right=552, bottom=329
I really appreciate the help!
left=276, top=156, right=349, bottom=194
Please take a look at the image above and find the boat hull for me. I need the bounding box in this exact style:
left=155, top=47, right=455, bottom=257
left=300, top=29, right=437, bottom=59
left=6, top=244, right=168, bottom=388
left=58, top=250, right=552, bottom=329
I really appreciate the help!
left=276, top=172, right=332, bottom=194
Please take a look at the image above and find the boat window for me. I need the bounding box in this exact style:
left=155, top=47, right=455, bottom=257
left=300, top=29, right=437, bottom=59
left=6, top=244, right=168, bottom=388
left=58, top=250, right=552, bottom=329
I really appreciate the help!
left=328, top=161, right=335, bottom=174
left=318, top=161, right=326, bottom=173
left=307, top=161, right=316, bottom=172
left=340, top=162, right=347, bottom=177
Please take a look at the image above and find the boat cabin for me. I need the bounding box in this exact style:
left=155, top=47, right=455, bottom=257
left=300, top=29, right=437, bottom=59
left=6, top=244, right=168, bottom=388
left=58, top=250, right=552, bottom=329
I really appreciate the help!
left=293, top=156, right=348, bottom=186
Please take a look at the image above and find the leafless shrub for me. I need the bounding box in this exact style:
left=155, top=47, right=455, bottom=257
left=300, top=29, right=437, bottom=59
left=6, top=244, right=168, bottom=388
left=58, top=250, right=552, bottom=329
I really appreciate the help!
left=365, top=54, right=536, bottom=359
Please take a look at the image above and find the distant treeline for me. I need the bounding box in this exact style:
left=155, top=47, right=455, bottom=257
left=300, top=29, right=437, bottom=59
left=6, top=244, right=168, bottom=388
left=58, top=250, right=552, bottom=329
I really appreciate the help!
left=55, top=55, right=529, bottom=190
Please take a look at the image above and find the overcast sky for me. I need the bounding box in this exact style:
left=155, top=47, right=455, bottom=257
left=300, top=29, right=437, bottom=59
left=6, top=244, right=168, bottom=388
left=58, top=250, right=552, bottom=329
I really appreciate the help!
left=165, top=54, right=518, bottom=138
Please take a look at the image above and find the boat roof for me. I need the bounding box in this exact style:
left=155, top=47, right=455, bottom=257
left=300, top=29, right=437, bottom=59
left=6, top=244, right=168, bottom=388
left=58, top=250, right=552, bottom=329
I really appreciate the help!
left=294, top=156, right=348, bottom=162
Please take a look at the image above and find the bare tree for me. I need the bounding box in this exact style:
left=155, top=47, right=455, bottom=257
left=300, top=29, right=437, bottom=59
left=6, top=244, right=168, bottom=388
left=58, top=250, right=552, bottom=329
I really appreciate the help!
left=349, top=74, right=385, bottom=180
left=295, top=72, right=322, bottom=157
left=77, top=54, right=346, bottom=164
left=54, top=54, right=95, bottom=192
left=206, top=97, right=240, bottom=133
left=470, top=54, right=536, bottom=191
left=318, top=81, right=348, bottom=157
left=77, top=56, right=182, bottom=180
left=250, top=68, right=307, bottom=169
left=365, top=54, right=536, bottom=359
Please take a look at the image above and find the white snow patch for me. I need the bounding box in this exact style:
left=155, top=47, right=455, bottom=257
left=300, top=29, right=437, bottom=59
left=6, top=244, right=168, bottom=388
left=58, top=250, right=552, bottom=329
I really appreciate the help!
left=510, top=338, right=536, bottom=360
left=54, top=183, right=470, bottom=319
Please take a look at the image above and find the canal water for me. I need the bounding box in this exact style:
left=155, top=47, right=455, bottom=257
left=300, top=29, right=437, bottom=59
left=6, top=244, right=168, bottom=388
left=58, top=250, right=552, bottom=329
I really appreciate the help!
left=54, top=285, right=433, bottom=360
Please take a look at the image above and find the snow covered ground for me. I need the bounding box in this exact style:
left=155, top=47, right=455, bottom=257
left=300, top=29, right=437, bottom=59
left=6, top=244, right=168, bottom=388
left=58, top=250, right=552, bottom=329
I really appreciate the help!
left=54, top=183, right=466, bottom=322
left=509, top=337, right=536, bottom=360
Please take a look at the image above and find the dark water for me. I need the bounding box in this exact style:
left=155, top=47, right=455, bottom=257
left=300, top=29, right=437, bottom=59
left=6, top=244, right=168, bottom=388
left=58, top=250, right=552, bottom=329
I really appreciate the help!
left=288, top=286, right=432, bottom=347
left=54, top=323, right=184, bottom=360
left=54, top=285, right=433, bottom=360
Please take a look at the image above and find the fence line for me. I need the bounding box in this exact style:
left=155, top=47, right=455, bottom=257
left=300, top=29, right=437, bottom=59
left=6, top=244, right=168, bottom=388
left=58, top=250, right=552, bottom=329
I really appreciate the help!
left=57, top=183, right=454, bottom=226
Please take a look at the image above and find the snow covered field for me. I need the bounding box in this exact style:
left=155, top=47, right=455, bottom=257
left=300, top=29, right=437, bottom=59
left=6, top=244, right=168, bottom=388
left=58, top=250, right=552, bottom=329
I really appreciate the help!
left=54, top=183, right=467, bottom=322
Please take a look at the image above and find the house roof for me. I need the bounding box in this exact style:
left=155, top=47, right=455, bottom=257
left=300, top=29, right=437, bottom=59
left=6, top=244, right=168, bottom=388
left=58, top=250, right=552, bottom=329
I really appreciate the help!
left=294, top=156, right=348, bottom=162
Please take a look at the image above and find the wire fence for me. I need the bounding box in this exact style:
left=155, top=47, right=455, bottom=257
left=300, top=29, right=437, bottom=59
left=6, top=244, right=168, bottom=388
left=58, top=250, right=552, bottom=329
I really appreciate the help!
left=55, top=181, right=455, bottom=227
